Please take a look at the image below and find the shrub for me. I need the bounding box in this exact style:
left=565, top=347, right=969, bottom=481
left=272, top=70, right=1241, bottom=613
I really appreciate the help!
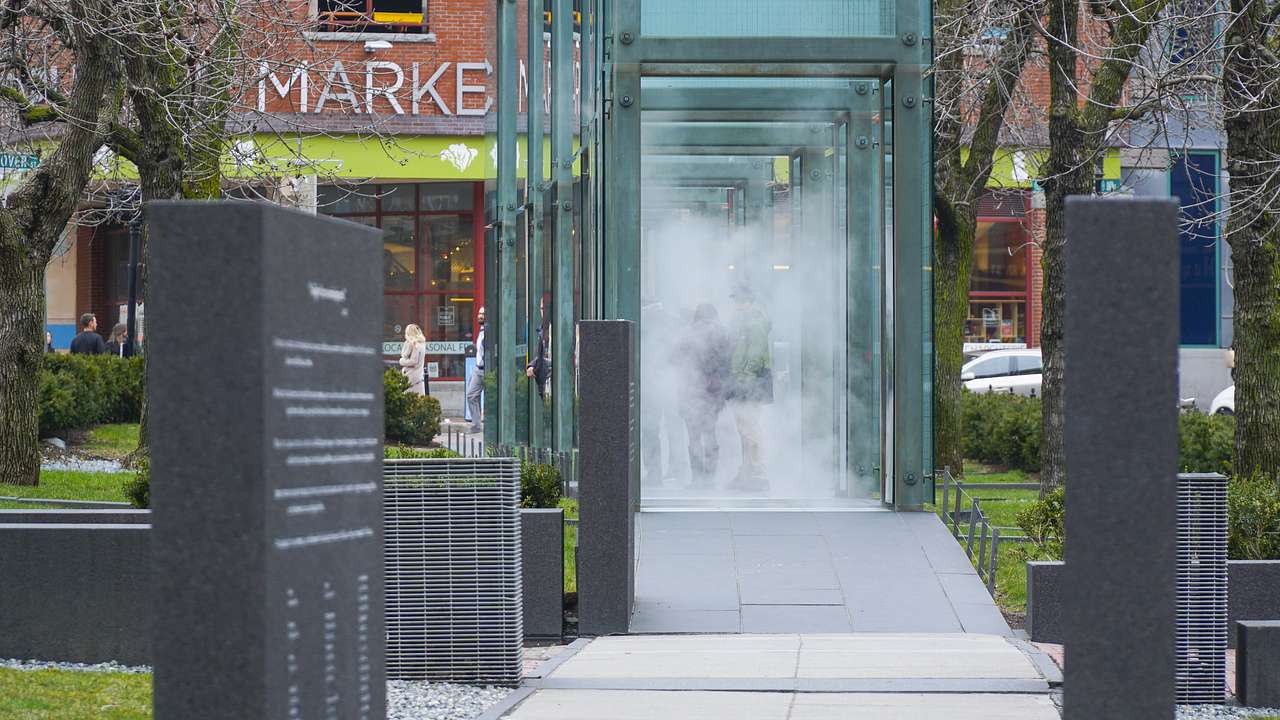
left=1228, top=473, right=1280, bottom=560
left=124, top=455, right=150, bottom=509
left=1178, top=411, right=1234, bottom=475
left=384, top=445, right=460, bottom=459
left=384, top=370, right=442, bottom=446
left=521, top=461, right=562, bottom=509
left=39, top=354, right=144, bottom=436
left=961, top=391, right=1041, bottom=472
left=1015, top=486, right=1064, bottom=559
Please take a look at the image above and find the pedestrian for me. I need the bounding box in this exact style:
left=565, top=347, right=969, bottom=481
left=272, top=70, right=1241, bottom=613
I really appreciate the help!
left=44, top=331, right=54, bottom=354
left=526, top=293, right=551, bottom=400
left=728, top=285, right=772, bottom=491
left=69, top=313, right=106, bottom=355
left=679, top=303, right=731, bottom=489
left=399, top=324, right=428, bottom=396
left=466, top=306, right=486, bottom=434
left=640, top=296, right=686, bottom=487
left=106, top=323, right=128, bottom=357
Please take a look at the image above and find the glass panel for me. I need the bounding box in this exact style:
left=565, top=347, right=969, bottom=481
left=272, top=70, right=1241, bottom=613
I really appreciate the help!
left=1015, top=354, right=1042, bottom=374
left=380, top=183, right=416, bottom=212
left=965, top=300, right=1026, bottom=344
left=382, top=216, right=418, bottom=292
left=968, top=355, right=1012, bottom=379
left=423, top=215, right=476, bottom=291
left=383, top=294, right=418, bottom=357
left=422, top=182, right=475, bottom=212
left=972, top=222, right=1028, bottom=293
left=638, top=75, right=882, bottom=508
left=641, top=0, right=894, bottom=38
left=317, top=184, right=377, bottom=215
left=421, top=294, right=477, bottom=379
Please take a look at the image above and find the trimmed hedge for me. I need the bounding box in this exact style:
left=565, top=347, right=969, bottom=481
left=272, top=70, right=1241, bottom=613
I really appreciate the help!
left=384, top=370, right=442, bottom=446
left=961, top=391, right=1041, bottom=472
left=39, top=354, right=144, bottom=437
left=384, top=445, right=460, bottom=459
left=962, top=391, right=1237, bottom=477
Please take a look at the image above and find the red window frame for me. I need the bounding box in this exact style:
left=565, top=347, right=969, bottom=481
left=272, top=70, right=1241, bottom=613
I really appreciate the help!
left=324, top=182, right=485, bottom=382
left=971, top=194, right=1034, bottom=344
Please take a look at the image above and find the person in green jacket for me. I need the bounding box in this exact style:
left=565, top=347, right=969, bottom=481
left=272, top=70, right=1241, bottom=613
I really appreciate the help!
left=729, top=284, right=772, bottom=491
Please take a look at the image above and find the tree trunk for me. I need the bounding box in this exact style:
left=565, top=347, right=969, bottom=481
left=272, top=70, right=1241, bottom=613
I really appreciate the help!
left=0, top=247, right=48, bottom=486
left=933, top=201, right=976, bottom=478
left=1223, top=2, right=1280, bottom=480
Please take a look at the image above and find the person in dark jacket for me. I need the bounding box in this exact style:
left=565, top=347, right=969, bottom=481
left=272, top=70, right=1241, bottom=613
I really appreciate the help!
left=44, top=331, right=54, bottom=353
left=679, top=303, right=731, bottom=488
left=69, top=313, right=106, bottom=355
left=526, top=293, right=552, bottom=400
left=728, top=285, right=772, bottom=491
left=106, top=323, right=129, bottom=357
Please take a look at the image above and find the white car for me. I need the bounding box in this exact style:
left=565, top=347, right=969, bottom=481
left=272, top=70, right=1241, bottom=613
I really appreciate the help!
left=1210, top=385, right=1234, bottom=415
left=962, top=349, right=1042, bottom=397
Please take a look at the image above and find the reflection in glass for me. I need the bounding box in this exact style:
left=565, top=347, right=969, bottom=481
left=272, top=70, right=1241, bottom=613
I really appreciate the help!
left=424, top=215, right=475, bottom=291
left=383, top=216, right=417, bottom=291
left=972, top=222, right=1028, bottom=293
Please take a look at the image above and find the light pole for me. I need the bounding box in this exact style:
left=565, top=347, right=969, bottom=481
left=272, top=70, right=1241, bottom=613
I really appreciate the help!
left=125, top=215, right=141, bottom=357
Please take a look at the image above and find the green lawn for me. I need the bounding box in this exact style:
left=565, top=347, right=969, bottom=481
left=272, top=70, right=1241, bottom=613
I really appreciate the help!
left=0, top=668, right=151, bottom=719
left=78, top=424, right=140, bottom=460
left=0, top=470, right=134, bottom=509
left=561, top=498, right=578, bottom=594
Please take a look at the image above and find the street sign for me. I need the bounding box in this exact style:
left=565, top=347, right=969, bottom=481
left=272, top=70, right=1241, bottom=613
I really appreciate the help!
left=0, top=153, right=39, bottom=170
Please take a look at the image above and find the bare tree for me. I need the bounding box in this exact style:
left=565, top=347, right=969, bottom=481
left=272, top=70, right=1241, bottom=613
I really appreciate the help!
left=1222, top=0, right=1280, bottom=479
left=0, top=0, right=120, bottom=486
left=0, top=0, right=452, bottom=484
left=933, top=0, right=1040, bottom=478
left=1038, top=0, right=1178, bottom=491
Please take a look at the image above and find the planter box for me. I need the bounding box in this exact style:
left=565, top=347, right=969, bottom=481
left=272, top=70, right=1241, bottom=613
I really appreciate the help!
left=0, top=523, right=151, bottom=665
left=522, top=509, right=564, bottom=639
left=1027, top=560, right=1280, bottom=648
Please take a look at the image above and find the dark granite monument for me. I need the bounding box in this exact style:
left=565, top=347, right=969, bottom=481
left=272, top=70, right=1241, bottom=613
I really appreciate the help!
left=1063, top=198, right=1180, bottom=719
left=148, top=202, right=385, bottom=720
left=1237, top=621, right=1280, bottom=708
left=577, top=320, right=638, bottom=635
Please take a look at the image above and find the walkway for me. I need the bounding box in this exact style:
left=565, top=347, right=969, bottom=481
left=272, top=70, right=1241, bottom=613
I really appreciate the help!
left=490, top=634, right=1062, bottom=719
left=630, top=510, right=1010, bottom=635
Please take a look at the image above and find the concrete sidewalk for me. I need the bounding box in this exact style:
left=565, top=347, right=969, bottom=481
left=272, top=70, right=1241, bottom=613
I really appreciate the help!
left=632, top=510, right=1010, bottom=635
left=491, top=634, right=1061, bottom=719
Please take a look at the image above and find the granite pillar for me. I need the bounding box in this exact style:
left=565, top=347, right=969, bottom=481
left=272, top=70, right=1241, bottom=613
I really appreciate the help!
left=576, top=320, right=637, bottom=635
left=1063, top=198, right=1180, bottom=719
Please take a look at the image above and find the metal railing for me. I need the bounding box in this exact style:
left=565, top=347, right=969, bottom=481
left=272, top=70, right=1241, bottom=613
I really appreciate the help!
left=937, top=466, right=1039, bottom=595
left=439, top=425, right=580, bottom=500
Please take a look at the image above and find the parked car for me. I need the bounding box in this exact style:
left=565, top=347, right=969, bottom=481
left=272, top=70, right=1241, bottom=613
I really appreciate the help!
left=1210, top=385, right=1234, bottom=415
left=962, top=349, right=1042, bottom=397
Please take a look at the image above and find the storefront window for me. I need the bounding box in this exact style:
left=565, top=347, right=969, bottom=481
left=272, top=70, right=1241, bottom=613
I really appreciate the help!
left=319, top=182, right=482, bottom=381
left=966, top=300, right=1027, bottom=344
left=972, top=222, right=1027, bottom=293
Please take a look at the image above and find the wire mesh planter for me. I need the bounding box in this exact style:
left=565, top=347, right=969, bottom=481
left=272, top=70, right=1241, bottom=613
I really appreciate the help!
left=383, top=458, right=523, bottom=686
left=1176, top=473, right=1228, bottom=704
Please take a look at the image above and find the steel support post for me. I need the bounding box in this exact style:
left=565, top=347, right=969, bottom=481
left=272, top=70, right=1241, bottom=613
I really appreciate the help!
left=890, top=0, right=932, bottom=510
left=848, top=86, right=882, bottom=498
left=528, top=0, right=547, bottom=448
left=552, top=0, right=576, bottom=452
left=496, top=0, right=519, bottom=446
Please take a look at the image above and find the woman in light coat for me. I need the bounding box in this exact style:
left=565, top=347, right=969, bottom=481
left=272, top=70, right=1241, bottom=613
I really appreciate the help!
left=399, top=324, right=428, bottom=396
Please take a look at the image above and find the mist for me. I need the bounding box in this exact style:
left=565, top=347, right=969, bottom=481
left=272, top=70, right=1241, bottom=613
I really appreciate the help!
left=638, top=138, right=882, bottom=509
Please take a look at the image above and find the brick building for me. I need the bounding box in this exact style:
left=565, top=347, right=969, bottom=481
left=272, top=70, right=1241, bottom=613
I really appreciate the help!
left=42, top=0, right=573, bottom=412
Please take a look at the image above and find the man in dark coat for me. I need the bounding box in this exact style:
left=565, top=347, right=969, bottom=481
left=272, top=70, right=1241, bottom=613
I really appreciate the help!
left=69, top=313, right=106, bottom=355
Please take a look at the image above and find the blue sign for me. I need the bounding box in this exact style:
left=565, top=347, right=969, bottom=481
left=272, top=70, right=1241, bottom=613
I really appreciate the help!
left=0, top=153, right=39, bottom=170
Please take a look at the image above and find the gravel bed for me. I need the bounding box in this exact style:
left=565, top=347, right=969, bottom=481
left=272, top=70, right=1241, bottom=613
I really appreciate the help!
left=1178, top=705, right=1280, bottom=719
left=387, top=680, right=511, bottom=720
left=0, top=658, right=150, bottom=674
left=40, top=457, right=128, bottom=474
